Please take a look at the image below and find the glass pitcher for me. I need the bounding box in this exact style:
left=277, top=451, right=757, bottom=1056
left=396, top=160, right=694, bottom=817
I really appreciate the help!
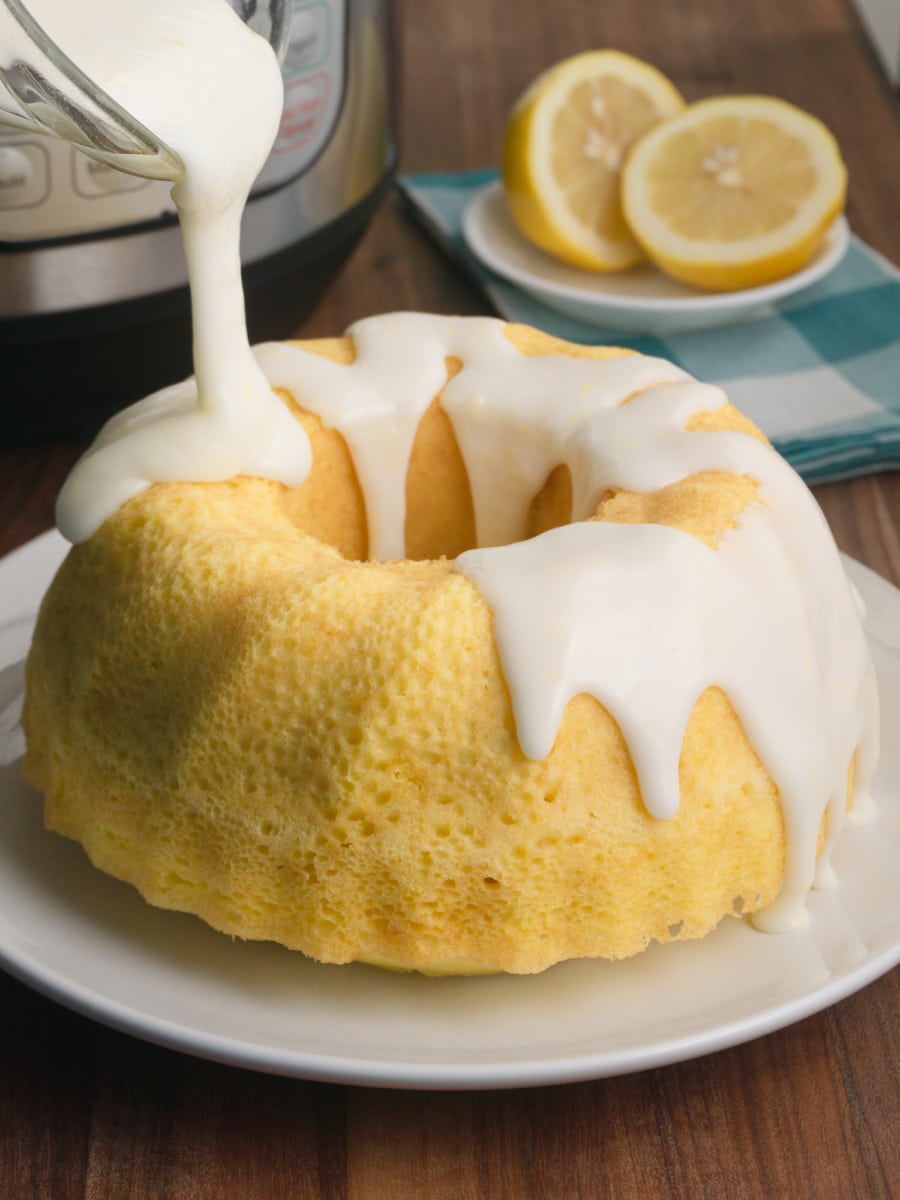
left=0, top=0, right=291, bottom=181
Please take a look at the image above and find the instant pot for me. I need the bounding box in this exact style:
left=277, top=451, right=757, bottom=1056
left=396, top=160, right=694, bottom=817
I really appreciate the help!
left=0, top=0, right=397, bottom=442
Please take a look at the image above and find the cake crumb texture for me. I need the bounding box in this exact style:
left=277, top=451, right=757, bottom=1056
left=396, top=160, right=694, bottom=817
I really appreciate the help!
left=23, top=328, right=795, bottom=974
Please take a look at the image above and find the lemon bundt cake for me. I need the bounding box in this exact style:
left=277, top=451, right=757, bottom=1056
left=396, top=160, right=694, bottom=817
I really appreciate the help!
left=23, top=314, right=878, bottom=975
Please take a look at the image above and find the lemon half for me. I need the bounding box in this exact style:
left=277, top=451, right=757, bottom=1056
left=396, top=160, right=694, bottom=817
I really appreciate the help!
left=621, top=95, right=847, bottom=291
left=502, top=51, right=685, bottom=271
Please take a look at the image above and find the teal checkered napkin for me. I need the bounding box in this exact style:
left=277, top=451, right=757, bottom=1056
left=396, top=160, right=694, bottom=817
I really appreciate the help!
left=397, top=170, right=900, bottom=484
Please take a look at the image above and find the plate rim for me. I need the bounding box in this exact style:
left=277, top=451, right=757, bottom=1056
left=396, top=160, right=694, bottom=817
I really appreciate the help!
left=0, top=867, right=898, bottom=1090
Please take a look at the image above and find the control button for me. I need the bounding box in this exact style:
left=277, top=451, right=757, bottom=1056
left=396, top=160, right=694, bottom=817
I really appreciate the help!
left=273, top=72, right=331, bottom=156
left=285, top=2, right=330, bottom=73
left=72, top=150, right=150, bottom=199
left=0, top=143, right=50, bottom=210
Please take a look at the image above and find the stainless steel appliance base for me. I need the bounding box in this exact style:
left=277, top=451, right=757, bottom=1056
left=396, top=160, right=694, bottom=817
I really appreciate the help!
left=0, top=173, right=393, bottom=445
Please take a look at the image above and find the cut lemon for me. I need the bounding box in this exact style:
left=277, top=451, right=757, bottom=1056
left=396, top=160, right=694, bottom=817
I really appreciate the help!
left=621, top=95, right=847, bottom=291
left=502, top=51, right=685, bottom=271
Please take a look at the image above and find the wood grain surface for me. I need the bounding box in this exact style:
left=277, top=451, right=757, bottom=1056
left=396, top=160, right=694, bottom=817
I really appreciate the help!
left=1, top=1, right=898, bottom=1197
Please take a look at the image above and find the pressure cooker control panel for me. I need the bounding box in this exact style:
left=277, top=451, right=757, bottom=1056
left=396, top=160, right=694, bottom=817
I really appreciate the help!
left=255, top=0, right=347, bottom=193
left=0, top=0, right=346, bottom=244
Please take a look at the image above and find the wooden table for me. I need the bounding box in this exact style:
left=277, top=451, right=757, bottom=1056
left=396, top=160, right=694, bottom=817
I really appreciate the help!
left=2, top=1, right=898, bottom=1196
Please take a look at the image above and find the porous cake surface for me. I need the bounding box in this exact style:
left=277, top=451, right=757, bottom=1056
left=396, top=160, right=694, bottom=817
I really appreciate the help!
left=23, top=318, right=874, bottom=974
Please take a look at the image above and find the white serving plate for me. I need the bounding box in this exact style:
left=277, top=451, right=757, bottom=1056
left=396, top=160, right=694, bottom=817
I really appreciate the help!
left=0, top=531, right=897, bottom=1089
left=462, top=181, right=850, bottom=335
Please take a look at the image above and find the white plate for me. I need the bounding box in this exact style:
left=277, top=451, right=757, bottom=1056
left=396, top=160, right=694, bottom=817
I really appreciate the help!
left=1, top=531, right=898, bottom=1090
left=462, top=181, right=850, bottom=335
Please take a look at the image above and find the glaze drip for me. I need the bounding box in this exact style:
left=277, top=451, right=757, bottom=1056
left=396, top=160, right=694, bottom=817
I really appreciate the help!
left=25, top=0, right=311, bottom=544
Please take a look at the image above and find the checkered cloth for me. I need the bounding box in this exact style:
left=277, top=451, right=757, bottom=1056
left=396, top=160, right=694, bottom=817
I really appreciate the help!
left=397, top=169, right=900, bottom=484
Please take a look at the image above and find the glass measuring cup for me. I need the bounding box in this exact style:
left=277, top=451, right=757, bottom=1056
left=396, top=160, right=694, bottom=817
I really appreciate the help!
left=0, top=0, right=291, bottom=182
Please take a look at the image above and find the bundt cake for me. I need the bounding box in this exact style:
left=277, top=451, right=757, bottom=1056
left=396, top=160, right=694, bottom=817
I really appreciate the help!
left=22, top=313, right=878, bottom=975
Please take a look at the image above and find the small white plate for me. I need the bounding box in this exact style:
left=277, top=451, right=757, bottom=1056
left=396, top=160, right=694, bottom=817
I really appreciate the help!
left=462, top=181, right=850, bottom=335
left=0, top=532, right=898, bottom=1090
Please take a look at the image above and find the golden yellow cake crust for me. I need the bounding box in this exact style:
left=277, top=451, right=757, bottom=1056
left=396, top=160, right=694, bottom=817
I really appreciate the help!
left=23, top=325, right=791, bottom=974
